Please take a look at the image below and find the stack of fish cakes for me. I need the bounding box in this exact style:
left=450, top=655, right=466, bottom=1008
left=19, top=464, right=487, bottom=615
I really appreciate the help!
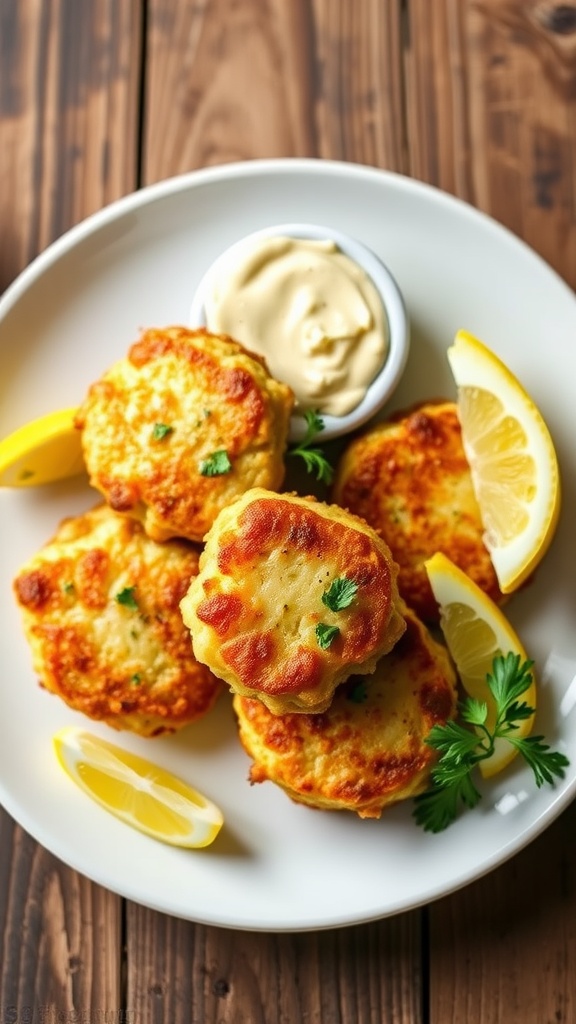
left=180, top=487, right=459, bottom=819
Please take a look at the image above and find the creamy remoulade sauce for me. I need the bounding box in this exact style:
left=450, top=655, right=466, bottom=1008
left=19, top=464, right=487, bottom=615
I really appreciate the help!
left=204, top=236, right=389, bottom=417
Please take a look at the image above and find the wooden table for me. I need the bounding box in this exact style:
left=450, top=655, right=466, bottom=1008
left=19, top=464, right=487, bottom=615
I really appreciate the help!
left=1, top=2, right=576, bottom=1021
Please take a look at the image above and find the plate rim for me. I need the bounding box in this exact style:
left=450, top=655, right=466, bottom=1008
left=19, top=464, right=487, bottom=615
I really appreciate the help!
left=1, top=156, right=576, bottom=931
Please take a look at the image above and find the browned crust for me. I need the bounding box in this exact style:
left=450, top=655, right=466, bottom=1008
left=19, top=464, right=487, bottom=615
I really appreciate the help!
left=233, top=610, right=457, bottom=818
left=332, top=400, right=503, bottom=621
left=75, top=327, right=294, bottom=542
left=13, top=505, right=222, bottom=736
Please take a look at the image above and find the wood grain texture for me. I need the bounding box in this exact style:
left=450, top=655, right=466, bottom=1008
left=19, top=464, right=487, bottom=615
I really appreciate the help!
left=310, top=0, right=407, bottom=168
left=0, top=812, right=123, bottom=1018
left=429, top=799, right=576, bottom=1023
left=0, top=0, right=141, bottom=1017
left=405, top=0, right=576, bottom=287
left=143, top=0, right=407, bottom=181
left=126, top=903, right=422, bottom=1024
left=0, top=0, right=142, bottom=291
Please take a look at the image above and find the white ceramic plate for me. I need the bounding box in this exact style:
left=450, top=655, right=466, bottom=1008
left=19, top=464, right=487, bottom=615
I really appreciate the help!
left=1, top=159, right=575, bottom=932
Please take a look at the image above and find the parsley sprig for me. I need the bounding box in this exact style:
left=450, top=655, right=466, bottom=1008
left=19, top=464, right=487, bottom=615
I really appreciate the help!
left=413, top=653, right=570, bottom=833
left=288, top=410, right=333, bottom=484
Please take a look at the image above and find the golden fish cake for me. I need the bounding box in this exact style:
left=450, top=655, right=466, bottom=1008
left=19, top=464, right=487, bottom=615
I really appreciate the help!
left=233, top=608, right=458, bottom=818
left=75, top=326, right=294, bottom=543
left=332, top=400, right=503, bottom=621
left=180, top=487, right=406, bottom=715
left=13, top=505, right=222, bottom=736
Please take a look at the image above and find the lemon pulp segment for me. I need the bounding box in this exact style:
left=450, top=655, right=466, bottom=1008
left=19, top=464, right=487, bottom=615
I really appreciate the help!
left=0, top=407, right=84, bottom=487
left=53, top=727, right=223, bottom=848
left=447, top=330, right=560, bottom=593
left=425, top=551, right=535, bottom=778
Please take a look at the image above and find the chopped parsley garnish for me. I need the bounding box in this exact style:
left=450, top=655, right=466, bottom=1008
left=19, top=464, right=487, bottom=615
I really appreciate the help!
left=413, top=653, right=570, bottom=833
left=115, top=586, right=139, bottom=610
left=315, top=623, right=340, bottom=650
left=62, top=581, right=75, bottom=595
left=131, top=673, right=141, bottom=685
left=287, top=409, right=333, bottom=484
left=199, top=449, right=232, bottom=477
left=322, top=576, right=358, bottom=612
left=152, top=423, right=174, bottom=441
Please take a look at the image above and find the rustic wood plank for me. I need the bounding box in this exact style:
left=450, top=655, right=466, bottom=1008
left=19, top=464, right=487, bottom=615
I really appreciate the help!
left=0, top=0, right=142, bottom=291
left=132, top=3, right=421, bottom=1022
left=0, top=812, right=123, bottom=1019
left=143, top=0, right=407, bottom=181
left=429, top=800, right=576, bottom=1023
left=405, top=0, right=576, bottom=288
left=310, top=0, right=407, bottom=168
left=0, top=0, right=142, bottom=1015
left=126, top=904, right=422, bottom=1024
left=406, top=1, right=576, bottom=1020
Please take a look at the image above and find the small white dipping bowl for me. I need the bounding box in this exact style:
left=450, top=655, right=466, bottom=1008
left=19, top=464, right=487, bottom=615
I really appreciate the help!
left=189, top=222, right=410, bottom=443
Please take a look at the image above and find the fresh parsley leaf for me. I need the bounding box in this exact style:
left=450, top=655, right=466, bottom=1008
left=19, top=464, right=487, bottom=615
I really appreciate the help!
left=506, top=734, right=570, bottom=788
left=199, top=450, right=232, bottom=476
left=460, top=697, right=488, bottom=727
left=62, top=581, right=75, bottom=595
left=322, top=576, right=358, bottom=612
left=152, top=423, right=174, bottom=441
left=487, top=652, right=534, bottom=710
left=413, top=654, right=570, bottom=833
left=414, top=770, right=482, bottom=833
left=116, top=586, right=139, bottom=610
left=315, top=623, right=340, bottom=650
left=131, top=673, right=141, bottom=685
left=287, top=409, right=334, bottom=484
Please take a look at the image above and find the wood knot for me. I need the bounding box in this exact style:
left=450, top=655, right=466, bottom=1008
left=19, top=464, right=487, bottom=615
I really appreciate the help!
left=541, top=4, right=576, bottom=33
left=212, top=977, right=230, bottom=998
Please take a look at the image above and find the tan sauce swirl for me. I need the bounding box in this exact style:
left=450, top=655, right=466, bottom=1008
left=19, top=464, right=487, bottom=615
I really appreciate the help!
left=204, top=236, right=389, bottom=416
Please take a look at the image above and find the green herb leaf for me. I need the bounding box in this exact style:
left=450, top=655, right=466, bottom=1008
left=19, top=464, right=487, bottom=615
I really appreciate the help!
left=62, top=581, right=75, bottom=595
left=199, top=449, right=232, bottom=477
left=413, top=770, right=482, bottom=833
left=152, top=423, right=174, bottom=441
left=287, top=409, right=334, bottom=484
left=322, top=576, right=358, bottom=612
left=315, top=623, right=340, bottom=650
left=131, top=673, right=142, bottom=685
left=413, top=654, right=570, bottom=833
left=116, top=586, right=139, bottom=610
left=460, top=697, right=488, bottom=727
left=507, top=734, right=570, bottom=788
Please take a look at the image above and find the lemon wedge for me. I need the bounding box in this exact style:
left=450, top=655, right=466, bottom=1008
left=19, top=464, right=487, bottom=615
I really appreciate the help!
left=447, top=330, right=560, bottom=594
left=53, top=727, right=224, bottom=848
left=0, top=407, right=85, bottom=487
left=425, top=551, right=535, bottom=778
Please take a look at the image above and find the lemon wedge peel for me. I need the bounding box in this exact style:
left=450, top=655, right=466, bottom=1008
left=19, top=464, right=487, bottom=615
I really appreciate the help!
left=0, top=407, right=85, bottom=487
left=425, top=552, right=535, bottom=779
left=53, top=727, right=224, bottom=848
left=447, top=330, right=560, bottom=595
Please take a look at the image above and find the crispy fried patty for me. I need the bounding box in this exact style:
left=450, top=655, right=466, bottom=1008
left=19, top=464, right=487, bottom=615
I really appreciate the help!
left=233, top=608, right=457, bottom=818
left=75, top=326, right=294, bottom=543
left=180, top=487, right=406, bottom=715
left=13, top=505, right=222, bottom=736
left=332, top=400, right=502, bottom=621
